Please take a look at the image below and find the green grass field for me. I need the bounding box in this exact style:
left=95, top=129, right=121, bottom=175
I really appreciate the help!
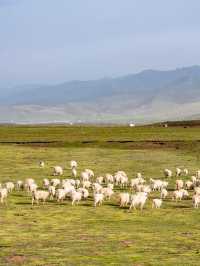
left=0, top=125, right=200, bottom=265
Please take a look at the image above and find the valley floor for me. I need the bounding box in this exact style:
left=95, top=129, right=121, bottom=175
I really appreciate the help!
left=0, top=125, right=200, bottom=265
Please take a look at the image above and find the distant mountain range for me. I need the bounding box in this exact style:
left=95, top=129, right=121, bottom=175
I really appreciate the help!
left=1, top=65, right=200, bottom=123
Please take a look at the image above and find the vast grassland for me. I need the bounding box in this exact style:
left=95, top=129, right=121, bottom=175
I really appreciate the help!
left=0, top=125, right=200, bottom=265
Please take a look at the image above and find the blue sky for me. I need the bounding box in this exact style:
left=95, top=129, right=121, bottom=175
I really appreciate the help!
left=0, top=0, right=199, bottom=88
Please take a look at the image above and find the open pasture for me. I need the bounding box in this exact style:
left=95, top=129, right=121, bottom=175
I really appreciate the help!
left=0, top=125, right=200, bottom=265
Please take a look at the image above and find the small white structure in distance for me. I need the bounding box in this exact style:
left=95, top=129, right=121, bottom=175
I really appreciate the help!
left=129, top=123, right=135, bottom=127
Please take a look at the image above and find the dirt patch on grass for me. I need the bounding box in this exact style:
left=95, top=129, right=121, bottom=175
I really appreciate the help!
left=6, top=255, right=26, bottom=265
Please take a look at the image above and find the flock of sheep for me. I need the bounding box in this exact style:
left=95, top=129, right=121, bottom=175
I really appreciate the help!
left=1, top=161, right=200, bottom=210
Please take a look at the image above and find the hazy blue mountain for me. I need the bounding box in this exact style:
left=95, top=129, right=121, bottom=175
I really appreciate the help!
left=1, top=65, right=200, bottom=123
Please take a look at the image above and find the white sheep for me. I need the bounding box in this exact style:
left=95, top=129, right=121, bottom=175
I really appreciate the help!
left=96, top=176, right=104, bottom=184
left=196, top=170, right=200, bottom=178
left=16, top=180, right=23, bottom=190
left=78, top=188, right=89, bottom=199
left=24, top=178, right=35, bottom=191
left=53, top=166, right=63, bottom=176
left=85, top=169, right=94, bottom=178
left=56, top=189, right=66, bottom=202
left=101, top=187, right=114, bottom=200
left=32, top=190, right=49, bottom=205
left=183, top=168, right=189, bottom=176
left=39, top=161, right=45, bottom=168
left=105, top=174, right=114, bottom=183
left=164, top=169, right=172, bottom=178
left=172, top=189, right=189, bottom=201
left=48, top=186, right=56, bottom=199
left=92, top=183, right=102, bottom=193
left=72, top=167, right=77, bottom=178
left=176, top=168, right=182, bottom=177
left=81, top=171, right=90, bottom=182
left=194, top=187, right=200, bottom=195
left=119, top=193, right=130, bottom=207
left=82, top=180, right=91, bottom=189
left=193, top=194, right=200, bottom=208
left=185, top=180, right=193, bottom=190
left=161, top=188, right=168, bottom=199
left=70, top=160, right=78, bottom=169
left=129, top=192, right=147, bottom=210
left=94, top=193, right=104, bottom=207
left=75, top=179, right=80, bottom=188
left=191, top=176, right=197, bottom=185
left=0, top=188, right=8, bottom=204
left=71, top=191, right=82, bottom=205
left=152, top=199, right=162, bottom=208
left=176, top=179, right=184, bottom=190
left=51, top=178, right=60, bottom=187
left=29, top=183, right=38, bottom=193
left=136, top=173, right=142, bottom=179
left=43, top=178, right=50, bottom=188
left=5, top=182, right=15, bottom=193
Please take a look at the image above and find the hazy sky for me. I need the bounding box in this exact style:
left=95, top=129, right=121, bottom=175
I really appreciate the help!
left=0, top=0, right=199, bottom=88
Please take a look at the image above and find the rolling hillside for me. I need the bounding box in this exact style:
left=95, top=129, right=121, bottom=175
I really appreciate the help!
left=1, top=65, right=200, bottom=123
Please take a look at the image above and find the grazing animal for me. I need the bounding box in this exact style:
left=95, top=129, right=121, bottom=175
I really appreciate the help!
left=94, top=193, right=104, bottom=207
left=53, top=166, right=63, bottom=176
left=32, top=190, right=49, bottom=205
left=152, top=199, right=162, bottom=209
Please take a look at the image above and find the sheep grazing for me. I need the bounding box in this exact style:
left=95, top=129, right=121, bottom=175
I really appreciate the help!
left=29, top=183, right=38, bottom=193
left=32, top=190, right=49, bottom=205
left=101, top=187, right=114, bottom=200
left=71, top=167, right=77, bottom=178
left=16, top=180, right=23, bottom=190
left=96, top=176, right=104, bottom=184
left=105, top=174, right=114, bottom=183
left=185, top=180, right=193, bottom=190
left=81, top=171, right=90, bottom=182
left=94, top=193, right=104, bottom=207
left=5, top=182, right=15, bottom=193
left=176, top=179, right=184, bottom=190
left=196, top=170, right=200, bottom=178
left=136, top=173, right=142, bottom=179
left=82, top=180, right=91, bottom=189
left=119, top=193, right=130, bottom=207
left=193, top=195, right=200, bottom=208
left=70, top=160, right=78, bottom=169
left=164, top=169, right=172, bottom=178
left=172, top=189, right=189, bottom=201
left=48, top=186, right=56, bottom=199
left=130, top=177, right=145, bottom=190
left=51, top=178, right=60, bottom=187
left=71, top=191, right=82, bottom=205
left=53, top=166, right=63, bottom=176
left=194, top=187, right=200, bottom=195
left=129, top=192, right=148, bottom=210
left=176, top=168, right=182, bottom=177
left=92, top=183, right=102, bottom=193
left=0, top=188, right=8, bottom=204
left=24, top=178, right=35, bottom=191
left=150, top=179, right=163, bottom=191
left=85, top=169, right=94, bottom=179
left=56, top=189, right=66, bottom=202
left=39, top=161, right=45, bottom=168
left=78, top=188, right=89, bottom=199
left=152, top=199, right=162, bottom=209
left=75, top=179, right=80, bottom=188
left=43, top=178, right=50, bottom=188
left=191, top=175, right=197, bottom=185
left=161, top=188, right=168, bottom=199
left=183, top=168, right=189, bottom=176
